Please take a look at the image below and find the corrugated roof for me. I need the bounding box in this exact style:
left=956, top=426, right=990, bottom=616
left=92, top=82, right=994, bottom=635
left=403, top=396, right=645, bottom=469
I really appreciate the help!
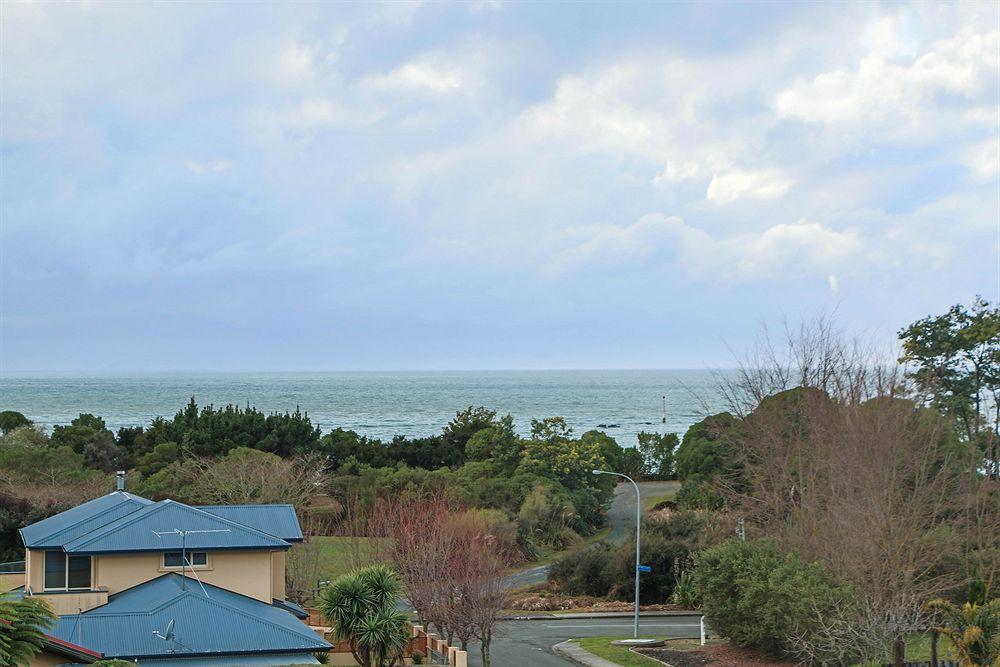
left=50, top=573, right=330, bottom=659
left=20, top=492, right=152, bottom=548
left=195, top=505, right=303, bottom=542
left=62, top=500, right=291, bottom=554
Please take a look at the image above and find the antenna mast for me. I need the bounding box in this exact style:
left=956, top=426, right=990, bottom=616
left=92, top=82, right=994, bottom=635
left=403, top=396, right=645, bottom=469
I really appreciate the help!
left=661, top=395, right=666, bottom=424
left=152, top=528, right=230, bottom=590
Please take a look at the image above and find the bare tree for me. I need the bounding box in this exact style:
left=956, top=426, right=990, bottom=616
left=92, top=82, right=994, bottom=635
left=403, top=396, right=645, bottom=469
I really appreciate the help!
left=191, top=450, right=323, bottom=510
left=715, top=318, right=995, bottom=661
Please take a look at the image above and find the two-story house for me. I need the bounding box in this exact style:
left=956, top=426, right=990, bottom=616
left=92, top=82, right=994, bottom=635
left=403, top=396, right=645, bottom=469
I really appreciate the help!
left=17, top=476, right=330, bottom=666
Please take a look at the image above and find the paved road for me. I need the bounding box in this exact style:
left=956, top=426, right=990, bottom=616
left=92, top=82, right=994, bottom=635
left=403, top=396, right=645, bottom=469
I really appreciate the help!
left=606, top=480, right=679, bottom=543
left=466, top=614, right=703, bottom=666
left=505, top=481, right=682, bottom=589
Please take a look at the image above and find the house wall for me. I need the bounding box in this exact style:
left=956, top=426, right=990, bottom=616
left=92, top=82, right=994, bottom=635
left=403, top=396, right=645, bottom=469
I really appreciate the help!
left=95, top=550, right=279, bottom=601
left=271, top=550, right=285, bottom=600
left=26, top=548, right=285, bottom=603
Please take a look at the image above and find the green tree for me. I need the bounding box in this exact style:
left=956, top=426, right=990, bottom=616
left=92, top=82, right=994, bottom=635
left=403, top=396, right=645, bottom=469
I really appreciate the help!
left=0, top=595, right=56, bottom=666
left=899, top=297, right=1000, bottom=471
left=440, top=406, right=513, bottom=465
left=0, top=412, right=31, bottom=434
left=465, top=426, right=522, bottom=469
left=694, top=539, right=857, bottom=663
left=927, top=598, right=1000, bottom=667
left=317, top=565, right=409, bottom=667
left=637, top=431, right=678, bottom=479
left=50, top=414, right=119, bottom=471
left=674, top=412, right=737, bottom=508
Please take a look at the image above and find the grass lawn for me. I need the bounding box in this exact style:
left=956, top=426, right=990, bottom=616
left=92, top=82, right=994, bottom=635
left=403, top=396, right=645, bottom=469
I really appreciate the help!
left=311, top=536, right=382, bottom=582
left=573, top=637, right=664, bottom=666
left=903, top=633, right=955, bottom=661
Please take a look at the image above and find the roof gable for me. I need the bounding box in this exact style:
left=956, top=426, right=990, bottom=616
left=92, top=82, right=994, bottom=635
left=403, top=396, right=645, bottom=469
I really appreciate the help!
left=20, top=492, right=152, bottom=548
left=62, top=500, right=291, bottom=554
left=194, top=504, right=303, bottom=542
left=50, top=574, right=330, bottom=659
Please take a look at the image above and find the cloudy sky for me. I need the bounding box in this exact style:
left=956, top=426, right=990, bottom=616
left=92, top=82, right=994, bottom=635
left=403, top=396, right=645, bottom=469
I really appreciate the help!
left=1, top=1, right=997, bottom=372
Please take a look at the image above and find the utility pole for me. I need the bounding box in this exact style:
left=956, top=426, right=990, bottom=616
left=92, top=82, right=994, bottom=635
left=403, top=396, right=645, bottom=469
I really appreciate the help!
left=592, top=470, right=641, bottom=639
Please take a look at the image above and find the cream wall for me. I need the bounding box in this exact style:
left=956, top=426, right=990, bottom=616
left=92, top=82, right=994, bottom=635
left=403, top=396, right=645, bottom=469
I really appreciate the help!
left=26, top=548, right=286, bottom=603
left=95, top=550, right=281, bottom=601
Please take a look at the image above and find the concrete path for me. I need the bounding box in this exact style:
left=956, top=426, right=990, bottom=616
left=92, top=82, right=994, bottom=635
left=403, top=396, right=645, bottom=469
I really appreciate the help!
left=552, top=640, right=622, bottom=667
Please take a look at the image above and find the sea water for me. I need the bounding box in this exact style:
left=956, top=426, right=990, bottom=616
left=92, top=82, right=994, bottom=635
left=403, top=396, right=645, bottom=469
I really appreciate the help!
left=0, top=370, right=732, bottom=446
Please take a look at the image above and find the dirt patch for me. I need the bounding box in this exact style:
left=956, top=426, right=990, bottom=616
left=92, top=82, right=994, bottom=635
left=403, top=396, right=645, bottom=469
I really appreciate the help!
left=637, top=643, right=795, bottom=667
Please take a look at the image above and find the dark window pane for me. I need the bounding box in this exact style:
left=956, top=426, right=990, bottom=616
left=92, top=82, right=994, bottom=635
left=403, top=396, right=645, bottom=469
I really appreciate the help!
left=190, top=552, right=207, bottom=566
left=68, top=555, right=91, bottom=589
left=44, top=551, right=66, bottom=589
left=164, top=552, right=183, bottom=567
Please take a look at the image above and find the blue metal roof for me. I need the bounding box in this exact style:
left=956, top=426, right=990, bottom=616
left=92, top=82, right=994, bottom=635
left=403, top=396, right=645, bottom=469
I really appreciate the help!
left=135, top=653, right=320, bottom=666
left=271, top=597, right=309, bottom=620
left=20, top=492, right=152, bottom=548
left=195, top=505, right=303, bottom=542
left=50, top=573, right=330, bottom=659
left=62, top=500, right=291, bottom=554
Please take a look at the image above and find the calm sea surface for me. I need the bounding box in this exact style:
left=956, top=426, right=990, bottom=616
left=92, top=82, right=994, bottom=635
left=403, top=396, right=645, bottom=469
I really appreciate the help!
left=0, top=371, right=731, bottom=447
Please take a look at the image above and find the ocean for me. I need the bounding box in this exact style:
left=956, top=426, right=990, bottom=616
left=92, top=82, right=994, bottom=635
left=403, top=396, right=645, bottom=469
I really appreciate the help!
left=0, top=370, right=732, bottom=447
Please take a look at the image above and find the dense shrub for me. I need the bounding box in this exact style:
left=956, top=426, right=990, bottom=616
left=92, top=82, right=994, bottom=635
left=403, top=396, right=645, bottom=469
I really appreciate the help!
left=549, top=544, right=616, bottom=597
left=550, top=511, right=705, bottom=603
left=694, top=539, right=857, bottom=663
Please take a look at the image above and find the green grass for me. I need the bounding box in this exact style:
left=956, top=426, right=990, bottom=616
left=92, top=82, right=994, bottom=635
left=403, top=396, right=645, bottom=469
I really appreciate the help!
left=903, top=633, right=955, bottom=661
left=572, top=637, right=664, bottom=666
left=311, top=536, right=381, bottom=582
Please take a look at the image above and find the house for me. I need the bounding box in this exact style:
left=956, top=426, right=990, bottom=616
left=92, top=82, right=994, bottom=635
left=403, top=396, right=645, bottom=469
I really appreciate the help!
left=16, top=474, right=330, bottom=666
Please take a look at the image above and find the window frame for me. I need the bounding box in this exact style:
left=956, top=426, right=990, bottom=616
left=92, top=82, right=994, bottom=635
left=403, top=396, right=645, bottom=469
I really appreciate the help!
left=43, top=551, right=92, bottom=591
left=162, top=551, right=209, bottom=569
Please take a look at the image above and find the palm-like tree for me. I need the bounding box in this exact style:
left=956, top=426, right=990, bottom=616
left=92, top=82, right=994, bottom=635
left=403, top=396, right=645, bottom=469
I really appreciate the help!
left=318, top=565, right=410, bottom=667
left=0, top=595, right=56, bottom=667
left=927, top=598, right=1000, bottom=667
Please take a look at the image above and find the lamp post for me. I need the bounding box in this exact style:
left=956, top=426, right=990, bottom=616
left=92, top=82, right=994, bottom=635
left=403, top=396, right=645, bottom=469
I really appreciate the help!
left=593, top=469, right=641, bottom=638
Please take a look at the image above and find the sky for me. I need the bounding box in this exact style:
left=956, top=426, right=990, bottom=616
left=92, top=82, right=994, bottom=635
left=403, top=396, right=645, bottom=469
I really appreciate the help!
left=1, top=1, right=997, bottom=372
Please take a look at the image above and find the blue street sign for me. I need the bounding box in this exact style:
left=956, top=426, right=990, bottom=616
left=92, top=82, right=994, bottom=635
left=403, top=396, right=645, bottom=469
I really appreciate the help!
left=637, top=565, right=652, bottom=573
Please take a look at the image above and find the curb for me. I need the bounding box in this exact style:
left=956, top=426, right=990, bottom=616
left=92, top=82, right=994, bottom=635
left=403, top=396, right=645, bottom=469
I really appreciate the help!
left=501, top=611, right=702, bottom=621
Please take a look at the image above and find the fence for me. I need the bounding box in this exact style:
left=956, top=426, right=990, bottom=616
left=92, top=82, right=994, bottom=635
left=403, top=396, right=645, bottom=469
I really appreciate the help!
left=304, top=608, right=468, bottom=666
left=886, top=662, right=959, bottom=667
left=0, top=560, right=25, bottom=573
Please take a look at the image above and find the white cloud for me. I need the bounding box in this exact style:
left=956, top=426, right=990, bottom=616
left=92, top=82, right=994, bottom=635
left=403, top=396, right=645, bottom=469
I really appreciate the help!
left=547, top=214, right=875, bottom=283
left=964, top=137, right=1000, bottom=183
left=773, top=27, right=999, bottom=129
left=706, top=169, right=792, bottom=203
left=184, top=160, right=233, bottom=176
left=364, top=59, right=466, bottom=93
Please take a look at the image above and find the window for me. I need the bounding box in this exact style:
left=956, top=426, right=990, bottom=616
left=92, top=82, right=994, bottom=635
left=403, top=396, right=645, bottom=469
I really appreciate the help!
left=68, top=555, right=92, bottom=589
left=163, top=551, right=207, bottom=568
left=43, top=551, right=91, bottom=590
left=44, top=551, right=65, bottom=589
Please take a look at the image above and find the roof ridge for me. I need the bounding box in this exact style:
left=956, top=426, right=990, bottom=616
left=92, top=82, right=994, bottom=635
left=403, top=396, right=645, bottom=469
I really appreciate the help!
left=173, top=504, right=291, bottom=544
left=92, top=574, right=321, bottom=644
left=195, top=503, right=295, bottom=508
left=30, top=495, right=146, bottom=546
left=63, top=500, right=289, bottom=552
left=62, top=501, right=171, bottom=551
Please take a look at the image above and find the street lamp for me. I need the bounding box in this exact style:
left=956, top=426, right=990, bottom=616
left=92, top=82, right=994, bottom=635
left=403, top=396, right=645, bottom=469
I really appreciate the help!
left=593, top=469, right=641, bottom=639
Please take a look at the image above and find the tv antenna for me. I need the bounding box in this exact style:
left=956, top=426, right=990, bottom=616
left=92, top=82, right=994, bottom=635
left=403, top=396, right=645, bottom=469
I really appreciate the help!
left=152, top=528, right=230, bottom=593
left=661, top=395, right=667, bottom=424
